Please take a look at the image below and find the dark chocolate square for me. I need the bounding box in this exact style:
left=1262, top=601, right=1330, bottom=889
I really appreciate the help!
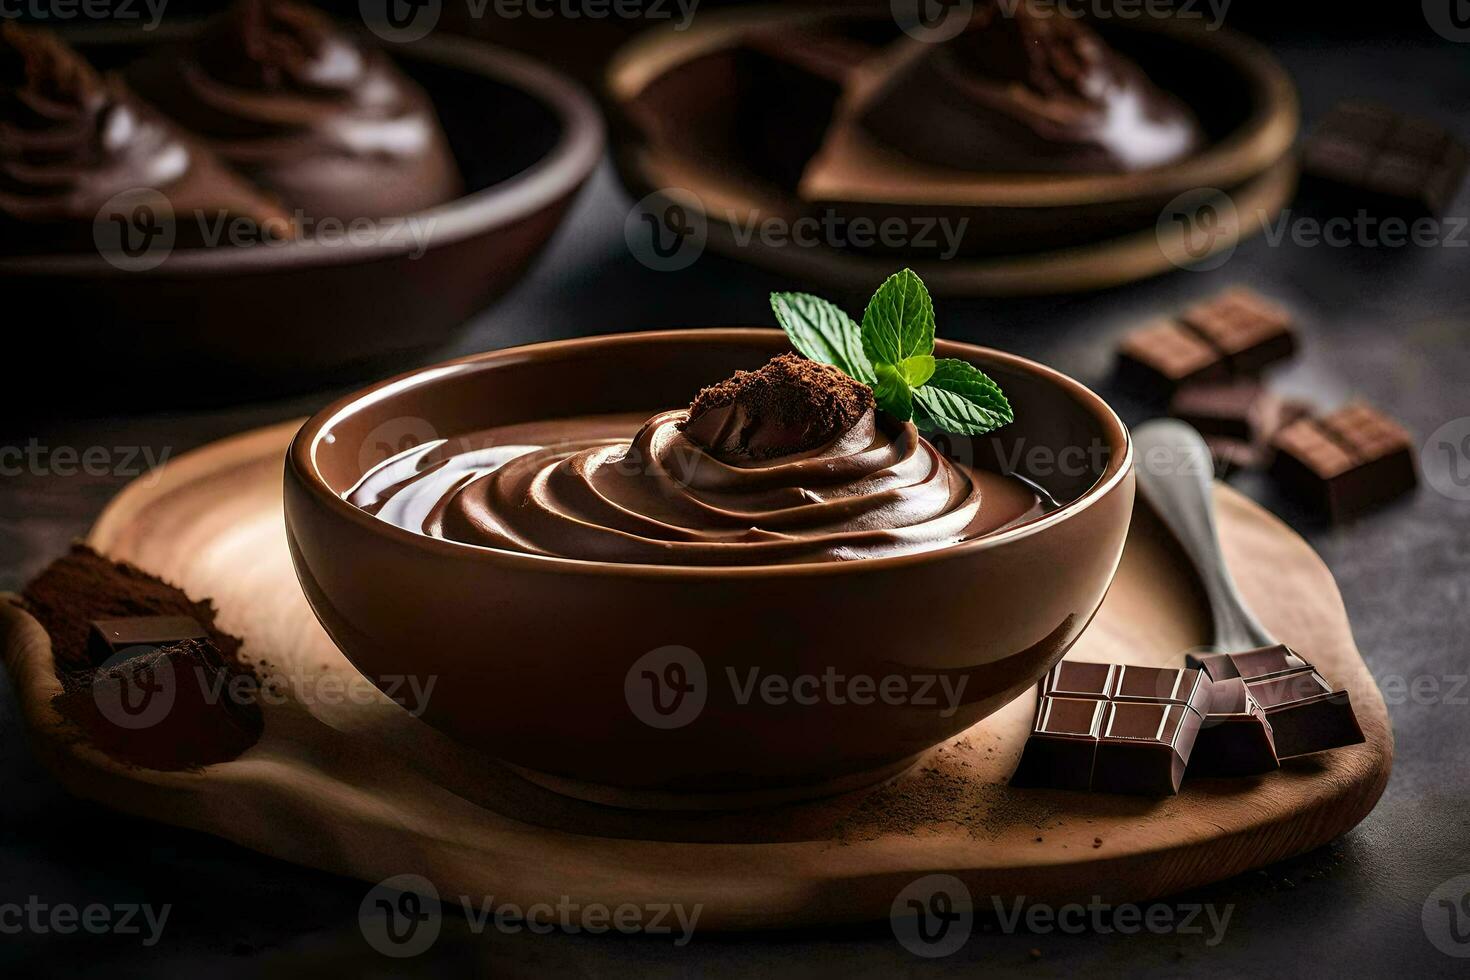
left=1012, top=661, right=1214, bottom=796
left=1245, top=667, right=1365, bottom=759
left=1270, top=403, right=1417, bottom=521
left=1093, top=702, right=1200, bottom=796
left=1178, top=289, right=1297, bottom=375
left=1303, top=102, right=1469, bottom=217
left=86, top=615, right=208, bottom=665
left=1117, top=319, right=1229, bottom=393
left=1192, top=677, right=1280, bottom=777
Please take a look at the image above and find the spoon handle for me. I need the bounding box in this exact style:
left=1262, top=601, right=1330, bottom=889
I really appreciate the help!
left=1132, top=419, right=1277, bottom=651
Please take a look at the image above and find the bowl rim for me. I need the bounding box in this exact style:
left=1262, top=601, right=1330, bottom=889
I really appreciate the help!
left=0, top=26, right=604, bottom=277
left=287, top=328, right=1134, bottom=580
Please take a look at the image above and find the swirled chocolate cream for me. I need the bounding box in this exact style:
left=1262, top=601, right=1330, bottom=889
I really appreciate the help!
left=349, top=355, right=1052, bottom=566
left=0, top=22, right=291, bottom=253
left=857, top=0, right=1203, bottom=173
left=126, top=0, right=462, bottom=221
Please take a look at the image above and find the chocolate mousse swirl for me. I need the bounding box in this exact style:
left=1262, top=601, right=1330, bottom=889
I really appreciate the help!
left=426, top=407, right=985, bottom=566
left=127, top=0, right=462, bottom=220
left=351, top=356, right=1046, bottom=566
left=0, top=25, right=182, bottom=227
left=0, top=22, right=289, bottom=251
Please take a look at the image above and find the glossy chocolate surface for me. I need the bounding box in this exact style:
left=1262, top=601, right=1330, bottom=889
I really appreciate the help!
left=348, top=410, right=1051, bottom=566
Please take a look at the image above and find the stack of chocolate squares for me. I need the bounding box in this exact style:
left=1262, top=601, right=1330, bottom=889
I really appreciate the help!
left=1011, top=645, right=1364, bottom=796
left=1115, top=286, right=1419, bottom=521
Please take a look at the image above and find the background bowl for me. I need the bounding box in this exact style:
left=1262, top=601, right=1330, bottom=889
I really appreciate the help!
left=606, top=4, right=1297, bottom=295
left=284, top=330, right=1135, bottom=806
left=2, top=25, right=603, bottom=405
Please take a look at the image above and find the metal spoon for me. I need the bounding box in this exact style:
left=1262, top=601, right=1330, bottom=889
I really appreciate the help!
left=1131, top=419, right=1276, bottom=651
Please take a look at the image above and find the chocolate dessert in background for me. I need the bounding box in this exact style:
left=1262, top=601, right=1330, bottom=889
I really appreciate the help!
left=0, top=22, right=292, bottom=253
left=857, top=0, right=1204, bottom=175
left=126, top=0, right=463, bottom=222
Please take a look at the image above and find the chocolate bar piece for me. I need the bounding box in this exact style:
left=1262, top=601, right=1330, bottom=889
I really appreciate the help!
left=1172, top=382, right=1313, bottom=478
left=1187, top=645, right=1364, bottom=760
left=1191, top=677, right=1279, bottom=776
left=86, top=615, right=207, bottom=664
left=1178, top=289, right=1297, bottom=376
left=1270, top=403, right=1418, bottom=521
left=1116, top=289, right=1296, bottom=396
left=1117, top=319, right=1230, bottom=392
left=1303, top=102, right=1469, bottom=218
left=1011, top=661, right=1214, bottom=795
left=1170, top=380, right=1312, bottom=443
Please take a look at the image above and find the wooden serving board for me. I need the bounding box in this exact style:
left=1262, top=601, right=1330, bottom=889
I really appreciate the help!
left=1, top=421, right=1392, bottom=930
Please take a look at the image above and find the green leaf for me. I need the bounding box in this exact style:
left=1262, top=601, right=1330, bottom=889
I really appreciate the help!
left=913, top=358, right=1014, bottom=436
left=872, top=362, right=914, bottom=421
left=898, top=354, right=935, bottom=388
left=860, top=269, right=935, bottom=371
left=770, top=292, right=874, bottom=383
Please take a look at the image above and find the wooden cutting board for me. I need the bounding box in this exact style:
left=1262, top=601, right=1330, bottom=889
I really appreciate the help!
left=1, top=420, right=1392, bottom=930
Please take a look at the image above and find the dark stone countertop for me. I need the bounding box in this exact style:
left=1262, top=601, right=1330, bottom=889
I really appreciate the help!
left=1, top=21, right=1467, bottom=980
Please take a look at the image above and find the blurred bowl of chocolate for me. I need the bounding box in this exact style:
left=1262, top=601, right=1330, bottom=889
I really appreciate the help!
left=283, top=329, right=1134, bottom=807
left=0, top=6, right=602, bottom=402
left=606, top=2, right=1298, bottom=295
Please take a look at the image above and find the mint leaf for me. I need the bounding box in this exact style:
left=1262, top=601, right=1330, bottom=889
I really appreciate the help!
left=898, top=354, right=935, bottom=388
left=872, top=363, right=914, bottom=421
left=860, top=268, right=934, bottom=371
left=913, top=358, right=1014, bottom=436
left=771, top=292, right=874, bottom=383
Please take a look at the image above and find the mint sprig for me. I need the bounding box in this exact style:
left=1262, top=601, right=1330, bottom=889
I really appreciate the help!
left=768, top=269, right=1014, bottom=436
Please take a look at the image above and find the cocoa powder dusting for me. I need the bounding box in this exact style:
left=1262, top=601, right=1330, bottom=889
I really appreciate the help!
left=680, top=353, right=875, bottom=460
left=21, top=544, right=262, bottom=771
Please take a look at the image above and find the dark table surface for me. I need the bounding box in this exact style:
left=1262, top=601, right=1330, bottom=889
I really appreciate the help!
left=3, top=21, right=1469, bottom=980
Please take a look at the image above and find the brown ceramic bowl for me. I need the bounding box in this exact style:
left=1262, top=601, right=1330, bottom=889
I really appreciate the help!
left=284, top=330, right=1135, bottom=807
left=1, top=25, right=602, bottom=404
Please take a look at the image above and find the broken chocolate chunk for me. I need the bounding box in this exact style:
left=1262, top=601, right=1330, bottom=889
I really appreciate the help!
left=1270, top=403, right=1418, bottom=521
left=86, top=615, right=208, bottom=665
left=1116, top=289, right=1298, bottom=397
left=1191, top=677, right=1280, bottom=777
left=1302, top=102, right=1469, bottom=218
left=1187, top=644, right=1363, bottom=760
left=1177, top=289, right=1297, bottom=376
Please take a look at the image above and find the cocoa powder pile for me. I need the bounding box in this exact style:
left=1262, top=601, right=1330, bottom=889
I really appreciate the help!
left=22, top=545, right=263, bottom=770
left=680, top=353, right=875, bottom=461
